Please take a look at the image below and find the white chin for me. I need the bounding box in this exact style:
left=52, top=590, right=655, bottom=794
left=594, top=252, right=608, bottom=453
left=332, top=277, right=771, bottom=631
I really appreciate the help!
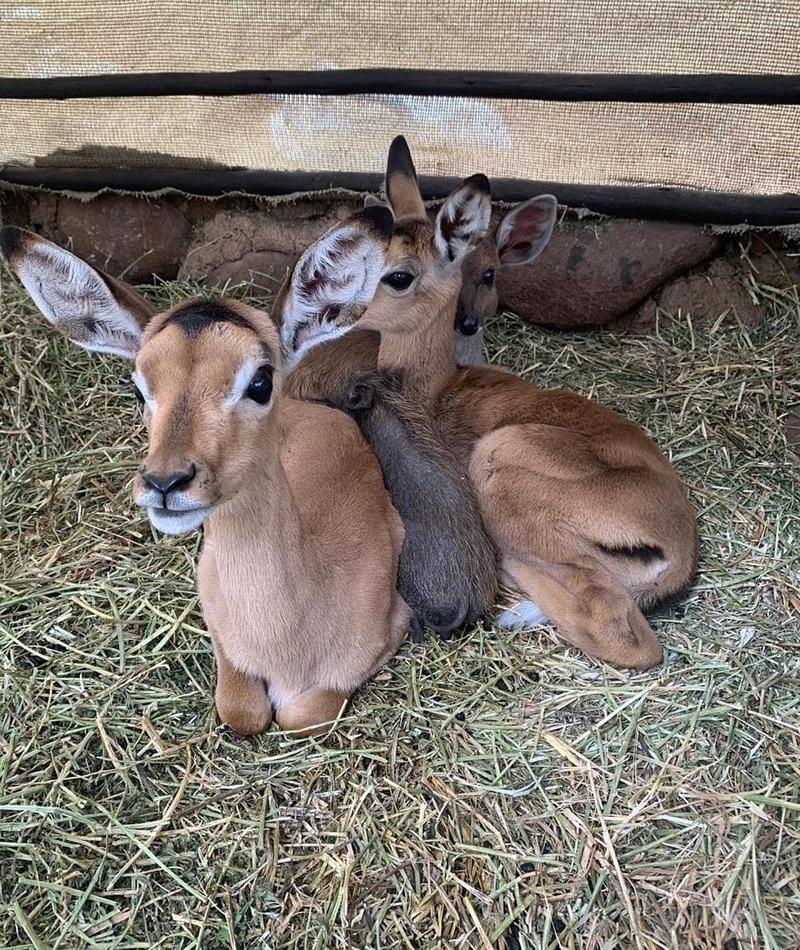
left=147, top=506, right=210, bottom=535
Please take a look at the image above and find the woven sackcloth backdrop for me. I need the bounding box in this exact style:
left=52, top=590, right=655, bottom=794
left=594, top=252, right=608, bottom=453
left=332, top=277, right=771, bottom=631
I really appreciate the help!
left=1, top=0, right=799, bottom=194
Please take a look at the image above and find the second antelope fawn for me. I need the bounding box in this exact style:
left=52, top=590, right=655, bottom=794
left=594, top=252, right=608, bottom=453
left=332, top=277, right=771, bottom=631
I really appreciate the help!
left=454, top=195, right=558, bottom=365
left=283, top=137, right=699, bottom=671
left=1, top=212, right=411, bottom=737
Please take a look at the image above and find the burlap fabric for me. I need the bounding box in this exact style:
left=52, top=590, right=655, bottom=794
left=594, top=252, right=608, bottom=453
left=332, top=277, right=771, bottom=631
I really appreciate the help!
left=2, top=1, right=798, bottom=194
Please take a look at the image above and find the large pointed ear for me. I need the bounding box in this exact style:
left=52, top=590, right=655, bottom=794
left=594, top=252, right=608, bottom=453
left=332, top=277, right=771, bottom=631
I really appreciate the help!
left=276, top=206, right=394, bottom=361
left=434, top=174, right=492, bottom=267
left=496, top=195, right=558, bottom=267
left=0, top=226, right=154, bottom=360
left=385, top=136, right=427, bottom=220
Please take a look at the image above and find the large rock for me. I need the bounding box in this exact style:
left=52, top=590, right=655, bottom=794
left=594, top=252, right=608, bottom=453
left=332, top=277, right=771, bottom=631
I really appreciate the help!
left=619, top=254, right=762, bottom=332
left=179, top=199, right=361, bottom=292
left=47, top=195, right=190, bottom=281
left=497, top=218, right=722, bottom=328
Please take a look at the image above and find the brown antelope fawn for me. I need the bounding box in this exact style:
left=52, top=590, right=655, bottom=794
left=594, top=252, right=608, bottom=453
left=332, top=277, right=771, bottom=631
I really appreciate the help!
left=1, top=214, right=411, bottom=737
left=454, top=195, right=558, bottom=365
left=283, top=137, right=699, bottom=670
left=367, top=191, right=558, bottom=366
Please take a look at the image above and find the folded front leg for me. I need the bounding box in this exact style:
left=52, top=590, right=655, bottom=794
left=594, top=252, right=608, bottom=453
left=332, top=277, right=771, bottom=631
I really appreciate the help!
left=209, top=630, right=273, bottom=735
left=274, top=688, right=350, bottom=738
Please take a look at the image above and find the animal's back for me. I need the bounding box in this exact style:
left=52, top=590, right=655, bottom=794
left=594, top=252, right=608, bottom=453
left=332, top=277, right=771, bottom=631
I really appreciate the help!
left=283, top=399, right=408, bottom=606
left=356, top=391, right=498, bottom=635
left=437, top=364, right=676, bottom=474
left=267, top=398, right=407, bottom=692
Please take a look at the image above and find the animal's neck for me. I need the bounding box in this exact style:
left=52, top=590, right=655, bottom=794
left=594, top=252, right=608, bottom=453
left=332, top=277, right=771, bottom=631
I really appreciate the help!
left=368, top=301, right=457, bottom=403
left=208, top=410, right=307, bottom=588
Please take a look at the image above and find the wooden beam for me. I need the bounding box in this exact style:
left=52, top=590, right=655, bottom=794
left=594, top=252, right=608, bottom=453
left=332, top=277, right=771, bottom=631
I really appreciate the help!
left=0, top=70, right=799, bottom=104
left=3, top=164, right=799, bottom=225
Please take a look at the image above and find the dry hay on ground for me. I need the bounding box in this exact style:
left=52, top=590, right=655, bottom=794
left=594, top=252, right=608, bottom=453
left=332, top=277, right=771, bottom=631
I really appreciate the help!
left=1, top=258, right=799, bottom=950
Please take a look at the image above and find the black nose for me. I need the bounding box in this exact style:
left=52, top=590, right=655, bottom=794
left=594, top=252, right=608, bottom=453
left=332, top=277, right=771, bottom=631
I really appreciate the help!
left=142, top=465, right=196, bottom=497
left=456, top=313, right=480, bottom=336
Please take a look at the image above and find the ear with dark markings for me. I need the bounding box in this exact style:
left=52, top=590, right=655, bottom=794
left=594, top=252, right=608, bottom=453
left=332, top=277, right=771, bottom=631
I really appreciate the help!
left=496, top=195, right=558, bottom=267
left=277, top=206, right=394, bottom=357
left=434, top=174, right=492, bottom=268
left=0, top=226, right=154, bottom=360
left=385, top=136, right=427, bottom=220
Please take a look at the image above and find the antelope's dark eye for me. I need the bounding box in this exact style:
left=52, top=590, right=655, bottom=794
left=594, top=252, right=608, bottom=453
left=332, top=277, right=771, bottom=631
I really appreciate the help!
left=482, top=268, right=496, bottom=287
left=246, top=366, right=274, bottom=404
left=381, top=270, right=415, bottom=291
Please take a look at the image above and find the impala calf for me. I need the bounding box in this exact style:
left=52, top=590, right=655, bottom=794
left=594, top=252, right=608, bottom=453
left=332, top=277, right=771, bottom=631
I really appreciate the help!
left=2, top=217, right=410, bottom=737
left=295, top=137, right=699, bottom=671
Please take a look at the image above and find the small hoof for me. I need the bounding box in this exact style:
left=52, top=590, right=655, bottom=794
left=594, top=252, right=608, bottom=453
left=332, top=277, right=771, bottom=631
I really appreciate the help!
left=496, top=600, right=548, bottom=630
left=218, top=706, right=272, bottom=735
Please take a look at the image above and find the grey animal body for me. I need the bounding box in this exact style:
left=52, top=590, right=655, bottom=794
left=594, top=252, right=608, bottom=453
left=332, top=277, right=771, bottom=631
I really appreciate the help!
left=328, top=370, right=498, bottom=641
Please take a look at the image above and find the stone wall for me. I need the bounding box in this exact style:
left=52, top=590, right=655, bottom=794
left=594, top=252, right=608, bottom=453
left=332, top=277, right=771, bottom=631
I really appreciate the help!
left=2, top=187, right=799, bottom=333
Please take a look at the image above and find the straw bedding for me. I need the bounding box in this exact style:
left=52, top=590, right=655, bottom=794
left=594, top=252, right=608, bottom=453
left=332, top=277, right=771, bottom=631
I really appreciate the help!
left=1, top=254, right=798, bottom=949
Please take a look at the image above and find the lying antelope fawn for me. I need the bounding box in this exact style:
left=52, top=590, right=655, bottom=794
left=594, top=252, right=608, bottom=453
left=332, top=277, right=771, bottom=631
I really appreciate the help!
left=367, top=188, right=558, bottom=366
left=271, top=237, right=498, bottom=641
left=283, top=137, right=699, bottom=671
left=454, top=195, right=558, bottom=365
left=1, top=214, right=411, bottom=737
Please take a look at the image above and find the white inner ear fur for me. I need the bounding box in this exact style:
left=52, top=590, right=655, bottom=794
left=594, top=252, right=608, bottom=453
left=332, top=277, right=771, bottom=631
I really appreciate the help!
left=288, top=322, right=352, bottom=366
left=279, top=224, right=387, bottom=359
left=16, top=242, right=143, bottom=360
left=434, top=189, right=492, bottom=266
